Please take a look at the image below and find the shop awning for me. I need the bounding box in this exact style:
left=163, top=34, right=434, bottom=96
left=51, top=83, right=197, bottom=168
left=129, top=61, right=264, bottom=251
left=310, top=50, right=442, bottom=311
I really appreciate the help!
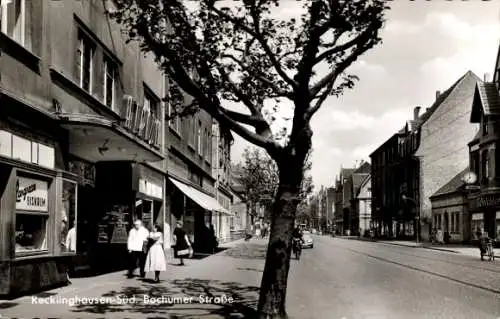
left=169, top=177, right=233, bottom=216
left=59, top=113, right=164, bottom=163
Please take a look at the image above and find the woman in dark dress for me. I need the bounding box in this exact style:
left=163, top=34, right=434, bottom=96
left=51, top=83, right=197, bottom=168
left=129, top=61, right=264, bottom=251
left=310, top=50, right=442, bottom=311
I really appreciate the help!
left=173, top=221, right=191, bottom=265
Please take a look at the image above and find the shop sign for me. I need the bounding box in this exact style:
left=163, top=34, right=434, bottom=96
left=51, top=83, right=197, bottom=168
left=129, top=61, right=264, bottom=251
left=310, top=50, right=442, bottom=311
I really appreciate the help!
left=472, top=213, right=483, bottom=221
left=16, top=177, right=48, bottom=212
left=138, top=179, right=162, bottom=199
left=476, top=195, right=500, bottom=208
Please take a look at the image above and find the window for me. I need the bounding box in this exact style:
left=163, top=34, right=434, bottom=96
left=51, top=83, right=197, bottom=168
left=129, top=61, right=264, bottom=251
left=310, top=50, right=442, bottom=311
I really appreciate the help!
left=15, top=176, right=49, bottom=255
left=482, top=121, right=488, bottom=136
left=167, top=97, right=181, bottom=133
left=482, top=149, right=490, bottom=179
left=0, top=0, right=32, bottom=50
left=76, top=29, right=94, bottom=93
left=197, top=121, right=202, bottom=155
left=103, top=56, right=117, bottom=109
left=61, top=180, right=77, bottom=253
left=188, top=117, right=195, bottom=147
left=144, top=89, right=159, bottom=119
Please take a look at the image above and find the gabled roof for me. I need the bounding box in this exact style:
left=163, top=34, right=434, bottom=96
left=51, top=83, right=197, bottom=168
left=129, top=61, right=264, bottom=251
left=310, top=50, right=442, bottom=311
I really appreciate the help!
left=354, top=162, right=371, bottom=174
left=470, top=82, right=500, bottom=123
left=430, top=168, right=468, bottom=198
left=352, top=173, right=369, bottom=196
left=418, top=72, right=475, bottom=126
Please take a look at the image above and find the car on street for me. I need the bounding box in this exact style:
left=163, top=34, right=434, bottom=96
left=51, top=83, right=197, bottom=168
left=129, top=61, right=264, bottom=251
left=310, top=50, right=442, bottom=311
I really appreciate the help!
left=302, top=232, right=314, bottom=249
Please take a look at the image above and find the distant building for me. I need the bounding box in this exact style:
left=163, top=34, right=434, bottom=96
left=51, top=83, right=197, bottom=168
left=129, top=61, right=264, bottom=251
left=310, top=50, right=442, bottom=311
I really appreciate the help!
left=466, top=55, right=500, bottom=242
left=371, top=71, right=480, bottom=241
left=430, top=168, right=469, bottom=243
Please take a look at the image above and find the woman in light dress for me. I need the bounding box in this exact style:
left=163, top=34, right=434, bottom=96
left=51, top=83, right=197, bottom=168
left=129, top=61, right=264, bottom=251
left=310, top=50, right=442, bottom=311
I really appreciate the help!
left=144, top=224, right=167, bottom=282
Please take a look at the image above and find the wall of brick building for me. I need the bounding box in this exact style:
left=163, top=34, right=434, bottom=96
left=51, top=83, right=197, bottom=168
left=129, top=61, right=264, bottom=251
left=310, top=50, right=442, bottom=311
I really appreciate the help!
left=416, top=72, right=480, bottom=220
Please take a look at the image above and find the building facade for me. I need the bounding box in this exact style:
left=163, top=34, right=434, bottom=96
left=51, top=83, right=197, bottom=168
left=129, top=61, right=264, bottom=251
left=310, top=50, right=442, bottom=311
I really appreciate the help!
left=333, top=167, right=354, bottom=235
left=466, top=72, right=500, bottom=242
left=211, top=120, right=234, bottom=244
left=430, top=168, right=469, bottom=243
left=0, top=0, right=166, bottom=296
left=356, top=175, right=372, bottom=235
left=415, top=71, right=481, bottom=241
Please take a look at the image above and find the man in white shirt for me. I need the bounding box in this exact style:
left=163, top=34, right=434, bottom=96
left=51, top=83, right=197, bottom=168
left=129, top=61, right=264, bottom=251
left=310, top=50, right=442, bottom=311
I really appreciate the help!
left=127, top=219, right=149, bottom=278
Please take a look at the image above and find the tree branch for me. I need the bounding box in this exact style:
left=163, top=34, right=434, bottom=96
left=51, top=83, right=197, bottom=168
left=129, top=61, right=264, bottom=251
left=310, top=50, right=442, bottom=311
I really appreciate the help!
left=221, top=54, right=292, bottom=98
left=207, top=2, right=298, bottom=89
left=314, top=26, right=379, bottom=65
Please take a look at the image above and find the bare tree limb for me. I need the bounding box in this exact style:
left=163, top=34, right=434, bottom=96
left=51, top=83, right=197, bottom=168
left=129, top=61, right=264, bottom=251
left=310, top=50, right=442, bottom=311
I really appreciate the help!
left=207, top=2, right=298, bottom=89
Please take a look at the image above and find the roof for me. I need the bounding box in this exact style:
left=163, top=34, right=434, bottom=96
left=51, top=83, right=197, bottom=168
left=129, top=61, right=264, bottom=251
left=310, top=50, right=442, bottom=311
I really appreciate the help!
left=352, top=173, right=369, bottom=196
left=340, top=168, right=355, bottom=180
left=470, top=82, right=500, bottom=123
left=418, top=72, right=473, bottom=125
left=354, top=162, right=371, bottom=174
left=430, top=168, right=468, bottom=198
left=468, top=129, right=481, bottom=146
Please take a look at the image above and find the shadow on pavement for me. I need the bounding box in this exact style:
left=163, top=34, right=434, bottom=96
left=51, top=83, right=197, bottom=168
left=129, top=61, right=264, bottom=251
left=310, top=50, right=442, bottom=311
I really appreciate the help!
left=220, top=243, right=267, bottom=260
left=70, top=278, right=260, bottom=318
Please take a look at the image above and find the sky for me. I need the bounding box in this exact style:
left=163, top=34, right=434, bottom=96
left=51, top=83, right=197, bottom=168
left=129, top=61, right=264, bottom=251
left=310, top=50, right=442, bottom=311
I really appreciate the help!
left=228, top=1, right=500, bottom=189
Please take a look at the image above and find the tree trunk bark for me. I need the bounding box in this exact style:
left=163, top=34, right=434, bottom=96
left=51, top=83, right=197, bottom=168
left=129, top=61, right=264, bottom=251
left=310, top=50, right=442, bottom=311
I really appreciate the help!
left=256, top=158, right=304, bottom=318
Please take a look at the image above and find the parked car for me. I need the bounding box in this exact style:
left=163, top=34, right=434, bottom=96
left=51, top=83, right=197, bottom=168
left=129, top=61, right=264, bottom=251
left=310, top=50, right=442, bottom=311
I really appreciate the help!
left=302, top=233, right=314, bottom=249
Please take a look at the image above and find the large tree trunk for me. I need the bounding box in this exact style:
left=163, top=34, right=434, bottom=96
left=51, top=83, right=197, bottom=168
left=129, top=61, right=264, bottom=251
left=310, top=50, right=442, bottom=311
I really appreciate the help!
left=256, top=148, right=308, bottom=318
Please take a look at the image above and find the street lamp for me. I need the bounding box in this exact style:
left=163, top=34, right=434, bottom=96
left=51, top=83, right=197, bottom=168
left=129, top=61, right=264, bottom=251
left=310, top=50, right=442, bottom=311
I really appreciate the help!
left=402, top=194, right=419, bottom=244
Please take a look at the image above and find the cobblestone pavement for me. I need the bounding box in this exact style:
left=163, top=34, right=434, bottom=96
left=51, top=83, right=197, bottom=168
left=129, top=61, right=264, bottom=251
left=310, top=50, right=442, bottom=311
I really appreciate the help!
left=1, top=236, right=500, bottom=319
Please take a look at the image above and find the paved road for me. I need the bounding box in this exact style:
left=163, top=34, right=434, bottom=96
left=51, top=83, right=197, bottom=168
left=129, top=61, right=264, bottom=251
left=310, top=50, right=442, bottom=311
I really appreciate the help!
left=287, top=236, right=500, bottom=319
left=1, top=237, right=499, bottom=319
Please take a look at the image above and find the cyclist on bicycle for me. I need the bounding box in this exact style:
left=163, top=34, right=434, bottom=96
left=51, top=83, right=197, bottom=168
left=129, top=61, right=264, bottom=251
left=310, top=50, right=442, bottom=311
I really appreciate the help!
left=292, top=226, right=304, bottom=253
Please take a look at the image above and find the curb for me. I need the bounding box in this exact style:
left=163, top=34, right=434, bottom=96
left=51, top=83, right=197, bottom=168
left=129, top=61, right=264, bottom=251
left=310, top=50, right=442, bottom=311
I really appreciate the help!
left=422, top=246, right=459, bottom=253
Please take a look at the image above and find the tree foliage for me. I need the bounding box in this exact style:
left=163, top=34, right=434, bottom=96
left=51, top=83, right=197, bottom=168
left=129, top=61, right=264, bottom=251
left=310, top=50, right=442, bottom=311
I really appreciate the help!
left=107, top=0, right=387, bottom=316
left=237, top=147, right=314, bottom=219
left=108, top=0, right=387, bottom=160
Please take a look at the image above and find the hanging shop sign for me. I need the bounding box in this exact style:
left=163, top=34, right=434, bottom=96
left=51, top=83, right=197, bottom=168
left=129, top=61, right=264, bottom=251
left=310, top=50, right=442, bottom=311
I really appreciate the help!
left=16, top=177, right=49, bottom=212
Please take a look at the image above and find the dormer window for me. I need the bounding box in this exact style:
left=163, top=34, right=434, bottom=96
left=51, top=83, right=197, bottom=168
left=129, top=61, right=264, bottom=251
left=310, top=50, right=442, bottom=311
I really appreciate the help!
left=482, top=121, right=488, bottom=136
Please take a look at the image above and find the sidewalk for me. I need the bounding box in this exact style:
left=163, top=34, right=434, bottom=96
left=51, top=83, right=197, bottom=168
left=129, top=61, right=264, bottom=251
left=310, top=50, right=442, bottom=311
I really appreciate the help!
left=339, top=237, right=500, bottom=257
left=0, top=238, right=264, bottom=319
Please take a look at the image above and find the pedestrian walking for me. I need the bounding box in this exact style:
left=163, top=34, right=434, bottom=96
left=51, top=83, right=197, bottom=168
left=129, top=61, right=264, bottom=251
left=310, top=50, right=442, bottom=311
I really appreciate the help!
left=65, top=219, right=77, bottom=284
left=127, top=219, right=149, bottom=278
left=144, top=224, right=167, bottom=282
left=173, top=221, right=192, bottom=266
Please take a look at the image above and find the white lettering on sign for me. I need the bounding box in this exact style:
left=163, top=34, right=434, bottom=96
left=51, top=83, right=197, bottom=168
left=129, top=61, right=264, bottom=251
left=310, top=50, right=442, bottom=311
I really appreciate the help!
left=16, top=177, right=49, bottom=212
left=138, top=179, right=162, bottom=199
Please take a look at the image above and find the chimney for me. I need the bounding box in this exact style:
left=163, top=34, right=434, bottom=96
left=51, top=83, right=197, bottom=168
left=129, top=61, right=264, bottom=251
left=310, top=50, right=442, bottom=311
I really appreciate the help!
left=484, top=73, right=491, bottom=82
left=413, top=106, right=421, bottom=120
left=435, top=90, right=441, bottom=100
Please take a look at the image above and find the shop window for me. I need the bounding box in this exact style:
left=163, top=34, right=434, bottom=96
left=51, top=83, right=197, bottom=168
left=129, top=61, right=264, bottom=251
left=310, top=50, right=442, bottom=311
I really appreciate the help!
left=15, top=176, right=50, bottom=255
left=61, top=180, right=77, bottom=253
left=0, top=130, right=12, bottom=157
left=38, top=143, right=55, bottom=169
left=0, top=0, right=33, bottom=51
left=12, top=135, right=31, bottom=163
